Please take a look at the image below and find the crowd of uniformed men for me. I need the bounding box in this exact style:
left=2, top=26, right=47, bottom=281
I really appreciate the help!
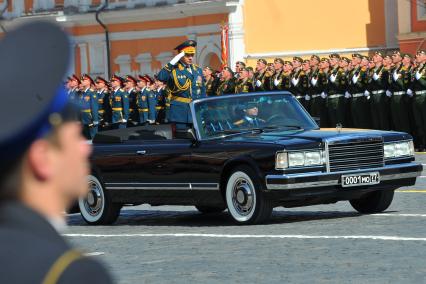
left=67, top=49, right=426, bottom=151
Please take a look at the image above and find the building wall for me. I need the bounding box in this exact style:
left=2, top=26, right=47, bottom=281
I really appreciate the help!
left=398, top=0, right=426, bottom=54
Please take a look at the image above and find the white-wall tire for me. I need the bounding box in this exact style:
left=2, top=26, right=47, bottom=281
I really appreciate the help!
left=225, top=166, right=272, bottom=224
left=79, top=175, right=121, bottom=225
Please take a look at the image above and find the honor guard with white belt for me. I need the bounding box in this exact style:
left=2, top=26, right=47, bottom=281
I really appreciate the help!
left=158, top=40, right=206, bottom=129
left=110, top=75, right=129, bottom=129
left=326, top=53, right=347, bottom=127
left=310, top=57, right=330, bottom=127
left=291, top=57, right=309, bottom=108
left=253, top=59, right=269, bottom=92
left=79, top=74, right=99, bottom=139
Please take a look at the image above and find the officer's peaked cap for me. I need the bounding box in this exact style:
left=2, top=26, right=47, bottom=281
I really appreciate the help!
left=175, top=40, right=197, bottom=54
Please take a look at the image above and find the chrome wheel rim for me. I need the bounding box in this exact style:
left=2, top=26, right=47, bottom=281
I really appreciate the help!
left=232, top=177, right=254, bottom=216
left=84, top=180, right=104, bottom=217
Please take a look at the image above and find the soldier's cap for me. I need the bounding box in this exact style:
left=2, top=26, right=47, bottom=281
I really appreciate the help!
left=273, top=58, right=284, bottom=64
left=174, top=40, right=197, bottom=54
left=246, top=66, right=254, bottom=71
left=81, top=73, right=95, bottom=85
left=223, top=66, right=234, bottom=76
left=257, top=58, right=267, bottom=65
left=110, top=74, right=123, bottom=84
left=240, top=67, right=249, bottom=72
left=310, top=55, right=320, bottom=61
left=144, top=75, right=154, bottom=84
left=293, top=57, right=303, bottom=63
left=283, top=60, right=292, bottom=65
left=352, top=53, right=363, bottom=59
left=70, top=74, right=80, bottom=84
left=417, top=50, right=426, bottom=55
left=402, top=53, right=412, bottom=59
left=0, top=21, right=72, bottom=164
left=320, top=58, right=329, bottom=63
left=125, top=75, right=137, bottom=84
left=329, top=53, right=340, bottom=59
left=204, top=66, right=215, bottom=73
left=374, top=51, right=385, bottom=58
left=341, top=57, right=351, bottom=63
left=302, top=59, right=310, bottom=64
left=95, top=76, right=108, bottom=84
left=236, top=61, right=246, bottom=67
left=392, top=50, right=401, bottom=56
left=384, top=54, right=392, bottom=59
left=361, top=55, right=370, bottom=61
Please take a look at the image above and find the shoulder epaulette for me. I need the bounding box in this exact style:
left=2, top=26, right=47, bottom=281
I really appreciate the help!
left=233, top=119, right=244, bottom=126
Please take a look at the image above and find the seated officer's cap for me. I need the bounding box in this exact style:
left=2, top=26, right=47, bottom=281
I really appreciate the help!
left=329, top=53, right=340, bottom=59
left=293, top=57, right=303, bottom=63
left=257, top=58, right=267, bottom=65
left=125, top=75, right=137, bottom=84
left=0, top=21, right=71, bottom=163
left=274, top=58, right=284, bottom=64
left=174, top=40, right=197, bottom=54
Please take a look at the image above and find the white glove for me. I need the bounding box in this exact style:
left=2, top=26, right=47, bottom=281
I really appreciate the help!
left=291, top=77, right=299, bottom=86
left=364, top=90, right=370, bottom=97
left=415, top=71, right=422, bottom=80
left=169, top=51, right=185, bottom=65
left=352, top=73, right=359, bottom=84
left=329, top=73, right=337, bottom=83
left=393, top=71, right=399, bottom=82
left=274, top=78, right=280, bottom=86
left=407, top=89, right=413, bottom=96
left=256, top=80, right=262, bottom=87
left=122, top=119, right=127, bottom=123
left=345, top=91, right=351, bottom=99
left=386, top=90, right=392, bottom=97
left=372, top=73, right=379, bottom=81
left=93, top=121, right=99, bottom=126
left=321, top=92, right=327, bottom=99
left=304, top=94, right=311, bottom=101
left=311, top=77, right=318, bottom=86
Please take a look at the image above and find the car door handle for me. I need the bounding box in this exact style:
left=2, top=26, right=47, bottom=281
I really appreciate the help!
left=136, top=150, right=146, bottom=155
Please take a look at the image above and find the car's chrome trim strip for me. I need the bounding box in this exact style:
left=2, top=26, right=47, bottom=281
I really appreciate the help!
left=265, top=163, right=422, bottom=190
left=105, top=183, right=219, bottom=191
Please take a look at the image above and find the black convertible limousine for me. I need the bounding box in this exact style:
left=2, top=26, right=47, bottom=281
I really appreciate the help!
left=78, top=92, right=423, bottom=225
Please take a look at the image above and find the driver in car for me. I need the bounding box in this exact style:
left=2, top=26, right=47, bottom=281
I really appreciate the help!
left=233, top=101, right=265, bottom=128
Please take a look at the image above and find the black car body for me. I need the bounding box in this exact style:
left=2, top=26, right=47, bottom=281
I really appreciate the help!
left=79, top=92, right=423, bottom=225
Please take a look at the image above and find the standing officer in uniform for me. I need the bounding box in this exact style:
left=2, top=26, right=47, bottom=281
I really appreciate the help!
left=290, top=57, right=308, bottom=106
left=95, top=76, right=112, bottom=131
left=254, top=59, right=269, bottom=91
left=145, top=75, right=158, bottom=124
left=0, top=21, right=113, bottom=284
left=67, top=75, right=81, bottom=102
left=368, top=51, right=390, bottom=130
left=269, top=58, right=285, bottom=91
left=110, top=75, right=129, bottom=129
left=80, top=74, right=99, bottom=139
left=203, top=66, right=216, bottom=96
left=235, top=61, right=246, bottom=79
left=158, top=40, right=205, bottom=129
left=136, top=75, right=150, bottom=125
left=348, top=54, right=370, bottom=128
left=411, top=50, right=426, bottom=151
left=124, top=75, right=139, bottom=127
left=327, top=54, right=347, bottom=127
left=389, top=51, right=412, bottom=134
left=308, top=55, right=321, bottom=118
left=154, top=78, right=167, bottom=124
left=310, top=58, right=329, bottom=127
left=235, top=67, right=254, bottom=93
left=301, top=59, right=312, bottom=113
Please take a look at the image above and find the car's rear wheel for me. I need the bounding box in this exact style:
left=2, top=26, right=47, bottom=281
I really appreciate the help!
left=79, top=175, right=121, bottom=225
left=195, top=205, right=225, bottom=214
left=350, top=189, right=394, bottom=214
left=225, top=166, right=273, bottom=224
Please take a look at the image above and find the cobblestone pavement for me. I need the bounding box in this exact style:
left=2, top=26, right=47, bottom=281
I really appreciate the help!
left=66, top=154, right=426, bottom=284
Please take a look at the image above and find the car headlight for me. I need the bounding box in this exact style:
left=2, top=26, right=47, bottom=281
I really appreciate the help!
left=276, top=150, right=323, bottom=169
left=384, top=141, right=414, bottom=159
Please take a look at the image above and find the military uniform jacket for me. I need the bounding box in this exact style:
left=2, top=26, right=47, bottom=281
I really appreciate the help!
left=80, top=88, right=98, bottom=125
left=205, top=77, right=215, bottom=97
left=158, top=61, right=205, bottom=123
left=389, top=65, right=411, bottom=92
left=110, top=87, right=129, bottom=123
left=411, top=64, right=426, bottom=92
left=0, top=202, right=112, bottom=284
left=290, top=69, right=309, bottom=95
left=368, top=65, right=389, bottom=92
left=253, top=70, right=269, bottom=92
left=309, top=68, right=322, bottom=95
left=349, top=67, right=369, bottom=95
left=97, top=90, right=112, bottom=124
left=147, top=88, right=157, bottom=121
left=216, top=78, right=236, bottom=96
left=317, top=70, right=329, bottom=94
left=269, top=70, right=284, bottom=91
left=235, top=78, right=254, bottom=94
left=327, top=67, right=347, bottom=95
left=137, top=87, right=149, bottom=111
left=127, top=88, right=139, bottom=123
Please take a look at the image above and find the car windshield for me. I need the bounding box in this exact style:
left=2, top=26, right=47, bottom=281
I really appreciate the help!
left=192, top=93, right=318, bottom=140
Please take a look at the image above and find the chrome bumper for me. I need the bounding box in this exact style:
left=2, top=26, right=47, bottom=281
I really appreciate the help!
left=265, top=163, right=423, bottom=190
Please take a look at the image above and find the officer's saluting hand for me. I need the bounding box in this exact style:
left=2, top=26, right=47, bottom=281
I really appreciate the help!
left=0, top=22, right=113, bottom=283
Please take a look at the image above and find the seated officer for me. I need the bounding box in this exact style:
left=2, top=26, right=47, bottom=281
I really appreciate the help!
left=157, top=40, right=206, bottom=129
left=233, top=101, right=265, bottom=128
left=0, top=21, right=112, bottom=283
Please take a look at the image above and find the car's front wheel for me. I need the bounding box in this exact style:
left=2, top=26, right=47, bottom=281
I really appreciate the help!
left=79, top=175, right=121, bottom=225
left=349, top=189, right=394, bottom=214
left=225, top=166, right=273, bottom=224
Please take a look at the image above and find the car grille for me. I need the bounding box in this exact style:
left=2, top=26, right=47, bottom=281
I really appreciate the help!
left=327, top=138, right=384, bottom=172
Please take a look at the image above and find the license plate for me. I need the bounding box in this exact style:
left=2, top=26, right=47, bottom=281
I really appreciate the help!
left=341, top=172, right=380, bottom=188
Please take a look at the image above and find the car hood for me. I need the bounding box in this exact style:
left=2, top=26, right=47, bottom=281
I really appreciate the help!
left=222, top=128, right=411, bottom=150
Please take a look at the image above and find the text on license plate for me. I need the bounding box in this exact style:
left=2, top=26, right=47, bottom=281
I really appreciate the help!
left=341, top=172, right=380, bottom=188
